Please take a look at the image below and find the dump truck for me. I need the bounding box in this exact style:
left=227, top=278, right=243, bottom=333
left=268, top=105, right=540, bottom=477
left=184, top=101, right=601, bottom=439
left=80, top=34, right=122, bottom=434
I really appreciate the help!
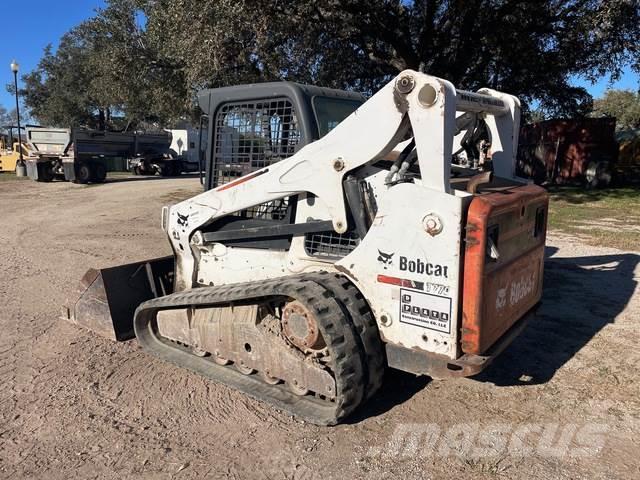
left=63, top=71, right=548, bottom=425
left=26, top=127, right=174, bottom=183
left=24, top=127, right=76, bottom=181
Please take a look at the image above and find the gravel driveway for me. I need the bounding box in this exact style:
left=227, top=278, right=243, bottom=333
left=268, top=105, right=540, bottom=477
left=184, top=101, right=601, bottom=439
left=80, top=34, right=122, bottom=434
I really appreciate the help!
left=1, top=176, right=638, bottom=479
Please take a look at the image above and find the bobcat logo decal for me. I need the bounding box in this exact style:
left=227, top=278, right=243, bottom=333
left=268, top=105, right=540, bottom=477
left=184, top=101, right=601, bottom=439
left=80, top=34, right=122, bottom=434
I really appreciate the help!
left=377, top=250, right=394, bottom=266
left=177, top=213, right=189, bottom=227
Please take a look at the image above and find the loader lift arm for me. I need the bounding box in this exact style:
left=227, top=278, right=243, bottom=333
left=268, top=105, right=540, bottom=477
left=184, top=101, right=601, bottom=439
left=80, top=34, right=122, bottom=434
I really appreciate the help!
left=166, top=70, right=520, bottom=292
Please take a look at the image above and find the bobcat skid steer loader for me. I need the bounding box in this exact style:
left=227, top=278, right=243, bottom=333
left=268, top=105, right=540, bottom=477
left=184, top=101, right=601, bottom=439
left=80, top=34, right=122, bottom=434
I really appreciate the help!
left=63, top=71, right=548, bottom=425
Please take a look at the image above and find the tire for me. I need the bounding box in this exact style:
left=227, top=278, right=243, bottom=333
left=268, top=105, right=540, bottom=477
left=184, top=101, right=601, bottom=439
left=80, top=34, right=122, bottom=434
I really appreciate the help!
left=92, top=163, right=107, bottom=183
left=74, top=163, right=92, bottom=184
left=159, top=162, right=181, bottom=177
left=584, top=161, right=611, bottom=189
left=160, top=163, right=173, bottom=177
left=597, top=161, right=612, bottom=188
left=170, top=162, right=182, bottom=176
left=36, top=162, right=54, bottom=182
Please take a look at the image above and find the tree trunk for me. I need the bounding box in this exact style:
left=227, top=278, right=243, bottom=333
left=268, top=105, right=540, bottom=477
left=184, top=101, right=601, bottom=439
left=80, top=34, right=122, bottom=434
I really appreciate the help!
left=98, top=108, right=106, bottom=131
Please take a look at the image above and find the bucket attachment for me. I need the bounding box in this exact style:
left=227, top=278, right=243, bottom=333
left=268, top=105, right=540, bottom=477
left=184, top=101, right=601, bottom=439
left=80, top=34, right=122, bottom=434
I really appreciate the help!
left=62, top=256, right=174, bottom=341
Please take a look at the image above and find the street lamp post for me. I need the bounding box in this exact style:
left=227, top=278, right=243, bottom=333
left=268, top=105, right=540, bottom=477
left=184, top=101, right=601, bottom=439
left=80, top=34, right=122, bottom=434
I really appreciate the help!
left=11, top=59, right=26, bottom=176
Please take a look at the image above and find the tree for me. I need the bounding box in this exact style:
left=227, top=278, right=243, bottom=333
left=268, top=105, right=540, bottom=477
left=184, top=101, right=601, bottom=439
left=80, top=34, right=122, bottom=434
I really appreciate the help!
left=73, top=0, right=189, bottom=128
left=22, top=0, right=640, bottom=127
left=0, top=105, right=12, bottom=127
left=146, top=0, right=639, bottom=115
left=21, top=39, right=96, bottom=129
left=21, top=0, right=188, bottom=130
left=0, top=105, right=27, bottom=134
left=592, top=89, right=640, bottom=130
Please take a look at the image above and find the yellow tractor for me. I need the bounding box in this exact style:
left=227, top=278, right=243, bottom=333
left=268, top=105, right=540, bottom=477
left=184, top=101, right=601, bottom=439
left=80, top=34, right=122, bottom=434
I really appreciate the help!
left=0, top=132, right=31, bottom=173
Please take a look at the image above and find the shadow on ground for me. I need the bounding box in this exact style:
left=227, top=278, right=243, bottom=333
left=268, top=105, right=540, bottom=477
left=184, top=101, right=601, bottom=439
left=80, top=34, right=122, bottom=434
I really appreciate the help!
left=346, top=246, right=639, bottom=421
left=102, top=173, right=201, bottom=184
left=477, top=245, right=639, bottom=386
left=547, top=185, right=639, bottom=204
left=346, top=370, right=431, bottom=424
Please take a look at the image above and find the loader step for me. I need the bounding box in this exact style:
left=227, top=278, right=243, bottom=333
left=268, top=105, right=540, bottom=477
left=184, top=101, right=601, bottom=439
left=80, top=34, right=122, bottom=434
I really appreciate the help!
left=133, top=274, right=376, bottom=425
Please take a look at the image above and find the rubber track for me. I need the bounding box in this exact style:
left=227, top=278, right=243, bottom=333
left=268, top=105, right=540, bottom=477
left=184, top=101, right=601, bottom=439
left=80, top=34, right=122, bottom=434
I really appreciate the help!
left=133, top=275, right=366, bottom=425
left=310, top=272, right=385, bottom=399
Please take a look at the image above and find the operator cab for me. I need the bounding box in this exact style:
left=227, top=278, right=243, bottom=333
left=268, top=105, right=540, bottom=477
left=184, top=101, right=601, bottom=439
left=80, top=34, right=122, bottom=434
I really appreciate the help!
left=198, top=82, right=364, bottom=192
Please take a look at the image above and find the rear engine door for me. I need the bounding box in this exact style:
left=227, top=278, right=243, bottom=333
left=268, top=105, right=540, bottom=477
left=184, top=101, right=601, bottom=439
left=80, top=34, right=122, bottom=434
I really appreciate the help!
left=461, top=184, right=548, bottom=355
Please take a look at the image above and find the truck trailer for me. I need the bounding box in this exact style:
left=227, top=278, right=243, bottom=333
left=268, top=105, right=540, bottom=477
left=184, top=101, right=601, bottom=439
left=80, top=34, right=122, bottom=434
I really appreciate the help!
left=26, top=127, right=174, bottom=183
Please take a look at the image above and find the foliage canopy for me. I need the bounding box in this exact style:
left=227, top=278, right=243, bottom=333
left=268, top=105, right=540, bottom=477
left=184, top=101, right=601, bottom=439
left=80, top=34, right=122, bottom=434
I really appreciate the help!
left=592, top=89, right=640, bottom=130
left=19, top=0, right=640, bottom=129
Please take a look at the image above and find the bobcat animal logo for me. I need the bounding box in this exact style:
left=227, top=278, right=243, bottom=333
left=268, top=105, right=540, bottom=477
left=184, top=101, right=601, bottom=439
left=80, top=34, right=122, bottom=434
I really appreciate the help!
left=177, top=213, right=189, bottom=227
left=377, top=250, right=394, bottom=266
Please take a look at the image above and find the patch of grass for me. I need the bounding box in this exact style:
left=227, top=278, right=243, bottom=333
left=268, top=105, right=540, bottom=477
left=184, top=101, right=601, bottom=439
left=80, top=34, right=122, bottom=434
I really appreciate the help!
left=0, top=172, right=29, bottom=182
left=106, top=171, right=132, bottom=178
left=547, top=186, right=640, bottom=251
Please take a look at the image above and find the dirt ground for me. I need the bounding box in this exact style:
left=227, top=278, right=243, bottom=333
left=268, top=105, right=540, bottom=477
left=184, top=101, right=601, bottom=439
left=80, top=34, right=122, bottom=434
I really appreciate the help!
left=1, top=176, right=638, bottom=480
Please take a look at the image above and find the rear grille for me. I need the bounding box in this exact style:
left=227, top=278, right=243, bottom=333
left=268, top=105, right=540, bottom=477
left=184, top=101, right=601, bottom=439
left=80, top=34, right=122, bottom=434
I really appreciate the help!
left=304, top=230, right=360, bottom=258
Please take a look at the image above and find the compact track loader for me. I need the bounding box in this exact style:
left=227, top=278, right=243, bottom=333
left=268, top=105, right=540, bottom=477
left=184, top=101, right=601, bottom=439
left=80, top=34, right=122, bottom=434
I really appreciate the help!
left=64, top=71, right=548, bottom=425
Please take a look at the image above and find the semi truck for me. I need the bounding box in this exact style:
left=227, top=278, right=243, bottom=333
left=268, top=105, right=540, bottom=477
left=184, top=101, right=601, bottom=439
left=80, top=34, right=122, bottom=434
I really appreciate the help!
left=128, top=127, right=204, bottom=177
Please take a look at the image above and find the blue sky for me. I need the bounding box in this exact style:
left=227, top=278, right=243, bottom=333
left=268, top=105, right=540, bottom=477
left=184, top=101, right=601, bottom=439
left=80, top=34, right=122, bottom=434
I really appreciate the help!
left=1, top=0, right=105, bottom=111
left=1, top=0, right=638, bottom=114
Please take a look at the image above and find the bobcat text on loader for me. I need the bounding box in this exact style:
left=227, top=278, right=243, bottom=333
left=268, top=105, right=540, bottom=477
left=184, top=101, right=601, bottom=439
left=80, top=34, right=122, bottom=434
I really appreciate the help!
left=63, top=71, right=548, bottom=425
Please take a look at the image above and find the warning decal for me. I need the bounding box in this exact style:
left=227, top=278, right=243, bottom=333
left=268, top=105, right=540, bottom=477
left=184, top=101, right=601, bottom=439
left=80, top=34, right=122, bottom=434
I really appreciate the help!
left=399, top=288, right=452, bottom=333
